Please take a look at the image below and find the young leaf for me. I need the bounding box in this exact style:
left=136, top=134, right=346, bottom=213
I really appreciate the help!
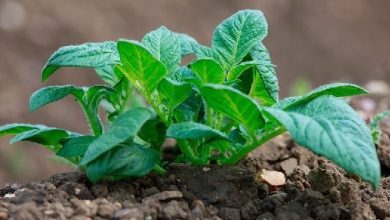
left=190, top=59, right=224, bottom=84
left=29, top=85, right=83, bottom=112
left=0, top=123, right=46, bottom=136
left=249, top=43, right=279, bottom=105
left=86, top=143, right=159, bottom=182
left=212, top=10, right=268, bottom=69
left=200, top=84, right=265, bottom=131
left=142, top=26, right=181, bottom=74
left=117, top=40, right=167, bottom=95
left=227, top=61, right=259, bottom=81
left=57, top=135, right=95, bottom=158
left=158, top=79, right=192, bottom=110
left=167, top=122, right=229, bottom=140
left=279, top=83, right=368, bottom=109
left=80, top=107, right=153, bottom=166
left=42, top=41, right=120, bottom=83
left=176, top=33, right=198, bottom=56
left=263, top=96, right=380, bottom=188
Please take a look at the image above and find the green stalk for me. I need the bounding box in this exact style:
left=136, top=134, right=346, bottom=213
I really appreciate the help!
left=177, top=140, right=204, bottom=165
left=153, top=164, right=166, bottom=175
left=223, top=127, right=285, bottom=165
left=80, top=102, right=103, bottom=136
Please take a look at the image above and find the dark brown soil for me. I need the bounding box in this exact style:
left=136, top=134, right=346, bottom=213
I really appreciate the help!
left=1, top=96, right=390, bottom=220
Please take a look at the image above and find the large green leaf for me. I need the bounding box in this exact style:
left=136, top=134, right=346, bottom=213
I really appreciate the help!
left=193, top=44, right=220, bottom=61
left=279, top=83, right=368, bottom=109
left=249, top=43, right=279, bottom=105
left=9, top=128, right=70, bottom=151
left=167, top=122, right=229, bottom=140
left=29, top=85, right=83, bottom=112
left=158, top=78, right=192, bottom=110
left=200, top=84, right=265, bottom=131
left=263, top=96, right=380, bottom=188
left=80, top=107, right=153, bottom=166
left=41, top=41, right=120, bottom=83
left=142, top=26, right=181, bottom=74
left=57, top=135, right=95, bottom=158
left=117, top=40, right=167, bottom=95
left=212, top=10, right=268, bottom=69
left=190, top=59, right=224, bottom=84
left=86, top=143, right=159, bottom=182
left=176, top=33, right=198, bottom=56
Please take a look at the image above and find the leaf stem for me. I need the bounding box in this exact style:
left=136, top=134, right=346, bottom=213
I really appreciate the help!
left=222, top=127, right=285, bottom=164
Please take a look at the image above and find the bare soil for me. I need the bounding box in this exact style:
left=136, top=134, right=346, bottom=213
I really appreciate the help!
left=0, top=95, right=390, bottom=220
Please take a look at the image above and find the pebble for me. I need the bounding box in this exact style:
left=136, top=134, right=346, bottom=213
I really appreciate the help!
left=257, top=169, right=286, bottom=186
left=280, top=158, right=298, bottom=176
left=143, top=191, right=182, bottom=202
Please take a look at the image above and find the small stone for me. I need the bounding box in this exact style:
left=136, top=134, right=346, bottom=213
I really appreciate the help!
left=203, top=167, right=211, bottom=172
left=98, top=199, right=122, bottom=218
left=280, top=158, right=298, bottom=176
left=4, top=193, right=15, bottom=198
left=143, top=191, right=182, bottom=202
left=369, top=198, right=390, bottom=219
left=256, top=212, right=275, bottom=220
left=114, top=208, right=144, bottom=220
left=142, top=187, right=160, bottom=198
left=219, top=207, right=241, bottom=220
left=159, top=200, right=189, bottom=219
left=349, top=201, right=375, bottom=220
left=91, top=184, right=108, bottom=197
left=257, top=169, right=286, bottom=186
left=0, top=211, right=8, bottom=220
left=206, top=205, right=219, bottom=216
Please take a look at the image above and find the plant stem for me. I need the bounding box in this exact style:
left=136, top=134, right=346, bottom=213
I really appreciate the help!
left=177, top=140, right=204, bottom=164
left=223, top=127, right=285, bottom=164
left=80, top=102, right=103, bottom=136
left=153, top=164, right=166, bottom=175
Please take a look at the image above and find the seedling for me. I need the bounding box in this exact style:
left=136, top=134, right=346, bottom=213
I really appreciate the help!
left=0, top=10, right=380, bottom=188
left=370, top=110, right=390, bottom=144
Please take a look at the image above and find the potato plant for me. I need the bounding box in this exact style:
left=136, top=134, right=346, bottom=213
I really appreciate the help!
left=0, top=10, right=380, bottom=187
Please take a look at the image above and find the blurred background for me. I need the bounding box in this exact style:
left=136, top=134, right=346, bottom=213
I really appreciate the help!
left=1, top=0, right=390, bottom=185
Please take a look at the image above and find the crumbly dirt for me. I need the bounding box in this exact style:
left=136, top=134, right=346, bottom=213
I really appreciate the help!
left=1, top=96, right=390, bottom=220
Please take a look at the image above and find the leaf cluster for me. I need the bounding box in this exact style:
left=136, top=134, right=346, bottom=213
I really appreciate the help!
left=0, top=10, right=380, bottom=187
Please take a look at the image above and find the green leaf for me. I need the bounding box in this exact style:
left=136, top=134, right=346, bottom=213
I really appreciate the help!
left=95, top=65, right=122, bottom=85
left=193, top=44, right=219, bottom=61
left=86, top=143, right=159, bottom=182
left=200, top=84, right=265, bottom=132
left=263, top=96, right=380, bottom=188
left=176, top=33, right=198, bottom=56
left=249, top=43, right=279, bottom=105
left=142, top=26, right=181, bottom=74
left=158, top=79, right=192, bottom=110
left=117, top=40, right=167, bottom=95
left=190, top=59, right=224, bottom=84
left=212, top=10, right=268, bottom=69
left=0, top=123, right=46, bottom=136
left=80, top=107, right=153, bottom=166
left=227, top=61, right=259, bottom=81
left=138, top=117, right=167, bottom=150
left=280, top=83, right=369, bottom=109
left=167, top=122, right=229, bottom=140
left=29, top=85, right=82, bottom=112
left=42, top=41, right=120, bottom=83
left=57, top=135, right=95, bottom=158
